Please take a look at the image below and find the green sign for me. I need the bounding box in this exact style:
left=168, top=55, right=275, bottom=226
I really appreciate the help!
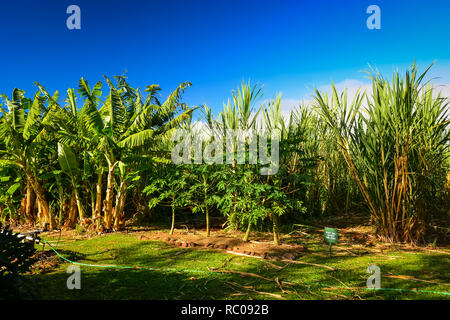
left=324, top=227, right=339, bottom=244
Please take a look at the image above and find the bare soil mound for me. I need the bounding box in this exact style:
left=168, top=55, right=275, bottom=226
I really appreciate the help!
left=136, top=230, right=306, bottom=260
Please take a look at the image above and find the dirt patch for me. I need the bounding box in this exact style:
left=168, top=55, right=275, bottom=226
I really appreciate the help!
left=136, top=230, right=306, bottom=260
left=31, top=250, right=60, bottom=273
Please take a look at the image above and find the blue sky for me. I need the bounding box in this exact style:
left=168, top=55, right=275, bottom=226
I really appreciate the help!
left=1, top=0, right=450, bottom=115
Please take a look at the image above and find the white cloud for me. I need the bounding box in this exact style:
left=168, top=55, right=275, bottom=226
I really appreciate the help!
left=281, top=78, right=450, bottom=116
left=194, top=78, right=450, bottom=131
left=272, top=79, right=372, bottom=121
left=433, top=83, right=450, bottom=99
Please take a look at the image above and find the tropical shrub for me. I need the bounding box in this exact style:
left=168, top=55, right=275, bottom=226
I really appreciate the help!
left=0, top=222, right=36, bottom=298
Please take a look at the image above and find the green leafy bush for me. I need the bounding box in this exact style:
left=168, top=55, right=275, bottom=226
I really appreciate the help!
left=0, top=222, right=36, bottom=298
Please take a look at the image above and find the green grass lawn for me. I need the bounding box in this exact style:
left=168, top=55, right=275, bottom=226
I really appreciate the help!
left=22, top=231, right=450, bottom=300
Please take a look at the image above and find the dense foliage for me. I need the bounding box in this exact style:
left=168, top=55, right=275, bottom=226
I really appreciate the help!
left=0, top=64, right=448, bottom=244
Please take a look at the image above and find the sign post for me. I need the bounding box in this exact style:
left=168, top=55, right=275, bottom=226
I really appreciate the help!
left=324, top=227, right=339, bottom=255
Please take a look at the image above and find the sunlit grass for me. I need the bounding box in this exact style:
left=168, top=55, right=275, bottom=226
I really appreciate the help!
left=21, top=232, right=450, bottom=300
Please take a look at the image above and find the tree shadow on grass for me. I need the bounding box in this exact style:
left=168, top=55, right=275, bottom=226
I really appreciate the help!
left=24, top=239, right=334, bottom=300
left=26, top=268, right=235, bottom=300
left=48, top=248, right=125, bottom=264
left=24, top=238, right=449, bottom=300
left=23, top=241, right=275, bottom=300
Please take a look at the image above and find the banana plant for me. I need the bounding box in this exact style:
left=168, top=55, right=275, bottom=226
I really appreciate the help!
left=57, top=142, right=85, bottom=225
left=74, top=76, right=197, bottom=230
left=0, top=88, right=58, bottom=228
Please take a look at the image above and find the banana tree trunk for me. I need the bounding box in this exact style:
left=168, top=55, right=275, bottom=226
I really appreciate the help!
left=113, top=181, right=128, bottom=231
left=58, top=194, right=67, bottom=228
left=20, top=196, right=27, bottom=221
left=36, top=198, right=42, bottom=222
left=95, top=173, right=103, bottom=216
left=74, top=188, right=85, bottom=221
left=64, top=189, right=78, bottom=229
left=26, top=168, right=54, bottom=229
left=92, top=172, right=103, bottom=229
left=25, top=181, right=34, bottom=223
left=90, top=189, right=96, bottom=217
left=104, top=163, right=117, bottom=230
